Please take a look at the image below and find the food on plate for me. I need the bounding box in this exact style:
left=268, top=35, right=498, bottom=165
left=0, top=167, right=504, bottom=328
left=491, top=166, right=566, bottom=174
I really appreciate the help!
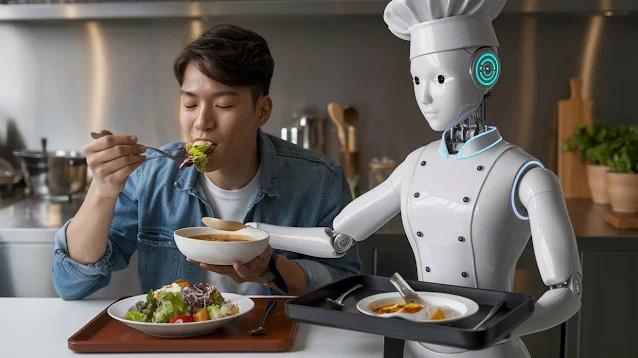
left=429, top=307, right=445, bottom=320
left=123, top=280, right=239, bottom=323
left=402, top=302, right=425, bottom=314
left=372, top=301, right=406, bottom=314
left=179, top=140, right=213, bottom=171
left=370, top=301, right=450, bottom=320
left=189, top=233, right=254, bottom=242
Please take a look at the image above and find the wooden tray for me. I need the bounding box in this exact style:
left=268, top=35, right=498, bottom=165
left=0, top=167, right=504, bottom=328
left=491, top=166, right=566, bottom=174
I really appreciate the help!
left=68, top=297, right=297, bottom=353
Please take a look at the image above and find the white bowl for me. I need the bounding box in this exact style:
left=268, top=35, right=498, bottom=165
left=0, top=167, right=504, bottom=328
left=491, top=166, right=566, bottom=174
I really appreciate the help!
left=107, top=293, right=255, bottom=338
left=174, top=226, right=269, bottom=265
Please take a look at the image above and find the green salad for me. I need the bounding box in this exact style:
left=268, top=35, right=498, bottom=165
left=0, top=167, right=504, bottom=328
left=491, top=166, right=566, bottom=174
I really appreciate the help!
left=179, top=140, right=213, bottom=171
left=123, top=280, right=239, bottom=324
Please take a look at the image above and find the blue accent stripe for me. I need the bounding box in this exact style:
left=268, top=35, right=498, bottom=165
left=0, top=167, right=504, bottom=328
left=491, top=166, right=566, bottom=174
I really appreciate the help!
left=457, top=137, right=502, bottom=159
left=456, top=126, right=498, bottom=159
left=438, top=130, right=450, bottom=158
left=511, top=160, right=545, bottom=220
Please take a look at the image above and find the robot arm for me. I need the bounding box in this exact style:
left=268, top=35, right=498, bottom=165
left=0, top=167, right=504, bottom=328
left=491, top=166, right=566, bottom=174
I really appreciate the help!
left=509, top=166, right=583, bottom=339
left=247, top=162, right=403, bottom=258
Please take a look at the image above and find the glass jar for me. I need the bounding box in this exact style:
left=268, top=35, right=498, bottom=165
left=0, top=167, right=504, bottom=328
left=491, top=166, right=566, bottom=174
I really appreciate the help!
left=368, top=157, right=397, bottom=190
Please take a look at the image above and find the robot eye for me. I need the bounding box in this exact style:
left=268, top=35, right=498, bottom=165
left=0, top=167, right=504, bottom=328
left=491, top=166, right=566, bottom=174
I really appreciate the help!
left=414, top=76, right=420, bottom=85
left=437, top=75, right=445, bottom=84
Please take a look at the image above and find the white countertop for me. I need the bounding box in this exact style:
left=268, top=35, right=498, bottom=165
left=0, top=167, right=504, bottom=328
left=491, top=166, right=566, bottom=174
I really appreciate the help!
left=0, top=297, right=385, bottom=357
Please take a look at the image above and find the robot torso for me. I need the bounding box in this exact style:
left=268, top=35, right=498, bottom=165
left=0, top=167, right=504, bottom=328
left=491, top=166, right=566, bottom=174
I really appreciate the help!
left=399, top=127, right=543, bottom=291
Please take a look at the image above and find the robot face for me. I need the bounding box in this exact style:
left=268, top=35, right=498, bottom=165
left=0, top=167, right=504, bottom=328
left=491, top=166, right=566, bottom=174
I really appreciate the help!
left=410, top=49, right=484, bottom=131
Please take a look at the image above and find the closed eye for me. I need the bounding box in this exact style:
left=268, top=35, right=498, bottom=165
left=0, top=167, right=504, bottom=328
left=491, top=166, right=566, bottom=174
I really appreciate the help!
left=215, top=105, right=234, bottom=109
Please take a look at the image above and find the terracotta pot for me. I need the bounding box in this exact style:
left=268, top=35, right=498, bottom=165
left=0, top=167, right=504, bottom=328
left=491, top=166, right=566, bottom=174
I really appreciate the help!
left=606, top=172, right=638, bottom=213
left=587, top=164, right=610, bottom=204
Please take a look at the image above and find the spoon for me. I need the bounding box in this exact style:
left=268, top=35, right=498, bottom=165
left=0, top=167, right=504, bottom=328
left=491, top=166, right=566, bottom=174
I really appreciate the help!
left=249, top=300, right=277, bottom=336
left=202, top=217, right=246, bottom=231
left=90, top=132, right=186, bottom=162
left=325, top=284, right=363, bottom=310
left=343, top=105, right=358, bottom=128
left=390, top=272, right=426, bottom=306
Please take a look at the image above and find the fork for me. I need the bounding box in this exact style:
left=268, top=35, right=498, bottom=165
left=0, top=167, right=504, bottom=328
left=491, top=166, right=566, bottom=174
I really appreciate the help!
left=90, top=132, right=186, bottom=162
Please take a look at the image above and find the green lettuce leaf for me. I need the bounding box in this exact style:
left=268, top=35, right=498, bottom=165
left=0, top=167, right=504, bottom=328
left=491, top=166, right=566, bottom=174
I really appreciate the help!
left=124, top=310, right=150, bottom=322
left=184, top=141, right=212, bottom=171
left=152, top=291, right=189, bottom=323
left=207, top=305, right=221, bottom=320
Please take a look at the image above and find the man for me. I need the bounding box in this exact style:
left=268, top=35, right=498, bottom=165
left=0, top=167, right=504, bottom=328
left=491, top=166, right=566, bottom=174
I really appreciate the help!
left=52, top=24, right=361, bottom=300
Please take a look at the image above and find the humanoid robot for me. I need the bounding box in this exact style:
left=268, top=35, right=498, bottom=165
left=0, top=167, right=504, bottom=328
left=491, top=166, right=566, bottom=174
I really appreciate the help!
left=250, top=1, right=583, bottom=357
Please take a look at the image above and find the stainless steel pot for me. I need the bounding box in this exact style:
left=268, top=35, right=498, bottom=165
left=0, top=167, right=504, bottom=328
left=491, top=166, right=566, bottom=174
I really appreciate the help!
left=13, top=138, right=87, bottom=198
left=297, top=113, right=325, bottom=153
left=0, top=157, right=22, bottom=197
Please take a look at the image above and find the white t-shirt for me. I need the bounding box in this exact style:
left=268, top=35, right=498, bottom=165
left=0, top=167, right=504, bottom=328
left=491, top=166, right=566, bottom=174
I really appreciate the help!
left=199, top=166, right=265, bottom=295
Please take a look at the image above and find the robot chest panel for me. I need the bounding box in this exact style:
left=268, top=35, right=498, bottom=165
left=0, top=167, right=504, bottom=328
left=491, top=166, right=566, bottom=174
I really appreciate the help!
left=405, top=149, right=492, bottom=232
left=402, top=146, right=507, bottom=286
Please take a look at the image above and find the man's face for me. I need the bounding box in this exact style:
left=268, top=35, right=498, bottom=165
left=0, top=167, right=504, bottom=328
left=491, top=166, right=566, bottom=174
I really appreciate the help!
left=179, top=62, right=270, bottom=172
left=410, top=49, right=483, bottom=131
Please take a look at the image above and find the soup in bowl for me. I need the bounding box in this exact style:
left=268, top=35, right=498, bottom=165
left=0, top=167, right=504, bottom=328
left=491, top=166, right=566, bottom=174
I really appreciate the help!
left=174, top=226, right=269, bottom=265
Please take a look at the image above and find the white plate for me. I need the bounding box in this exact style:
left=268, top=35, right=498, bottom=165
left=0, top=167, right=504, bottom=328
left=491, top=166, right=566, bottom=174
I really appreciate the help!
left=356, top=292, right=479, bottom=324
left=107, top=293, right=255, bottom=338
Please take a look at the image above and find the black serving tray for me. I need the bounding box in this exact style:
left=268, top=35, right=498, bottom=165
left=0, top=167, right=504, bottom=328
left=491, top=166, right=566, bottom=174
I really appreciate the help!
left=285, top=275, right=534, bottom=355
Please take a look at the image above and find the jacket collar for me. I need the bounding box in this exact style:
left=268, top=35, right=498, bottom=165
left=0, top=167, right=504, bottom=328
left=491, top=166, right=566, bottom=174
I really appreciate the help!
left=438, top=126, right=503, bottom=159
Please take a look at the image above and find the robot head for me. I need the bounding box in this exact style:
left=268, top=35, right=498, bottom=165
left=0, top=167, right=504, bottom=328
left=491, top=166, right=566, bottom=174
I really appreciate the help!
left=383, top=0, right=506, bottom=130
left=410, top=46, right=500, bottom=131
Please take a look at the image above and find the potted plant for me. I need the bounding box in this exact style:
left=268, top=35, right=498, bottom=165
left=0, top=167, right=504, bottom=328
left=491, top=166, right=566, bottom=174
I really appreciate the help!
left=605, top=125, right=638, bottom=213
left=563, top=120, right=619, bottom=204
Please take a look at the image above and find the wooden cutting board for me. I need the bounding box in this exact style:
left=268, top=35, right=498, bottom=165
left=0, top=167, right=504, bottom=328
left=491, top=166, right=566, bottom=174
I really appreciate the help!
left=557, top=78, right=593, bottom=198
left=605, top=211, right=638, bottom=230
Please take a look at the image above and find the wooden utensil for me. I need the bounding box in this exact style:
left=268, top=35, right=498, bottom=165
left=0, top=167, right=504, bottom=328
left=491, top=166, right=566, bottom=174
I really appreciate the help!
left=202, top=217, right=246, bottom=231
left=344, top=105, right=358, bottom=153
left=327, top=102, right=347, bottom=152
left=557, top=78, right=593, bottom=199
left=340, top=151, right=359, bottom=198
left=343, top=105, right=359, bottom=128
left=347, top=126, right=357, bottom=153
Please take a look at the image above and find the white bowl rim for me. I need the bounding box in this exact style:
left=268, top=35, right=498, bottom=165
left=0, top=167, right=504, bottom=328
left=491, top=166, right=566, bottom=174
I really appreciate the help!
left=174, top=226, right=269, bottom=242
left=356, top=291, right=480, bottom=323
left=107, top=292, right=255, bottom=326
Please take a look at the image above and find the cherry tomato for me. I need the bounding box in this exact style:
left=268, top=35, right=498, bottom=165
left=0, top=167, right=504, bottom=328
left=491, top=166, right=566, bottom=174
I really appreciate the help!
left=169, top=315, right=194, bottom=323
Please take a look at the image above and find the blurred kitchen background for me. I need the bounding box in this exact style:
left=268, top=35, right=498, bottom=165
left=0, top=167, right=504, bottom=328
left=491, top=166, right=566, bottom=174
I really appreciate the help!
left=1, top=2, right=638, bottom=357
left=1, top=0, right=637, bottom=183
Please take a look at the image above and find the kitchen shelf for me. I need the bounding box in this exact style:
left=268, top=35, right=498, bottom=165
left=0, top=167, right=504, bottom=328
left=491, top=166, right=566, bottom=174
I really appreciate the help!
left=1, top=0, right=638, bottom=21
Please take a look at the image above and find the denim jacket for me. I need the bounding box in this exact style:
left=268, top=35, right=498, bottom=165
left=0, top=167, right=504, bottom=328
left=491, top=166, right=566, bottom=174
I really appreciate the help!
left=53, top=129, right=361, bottom=300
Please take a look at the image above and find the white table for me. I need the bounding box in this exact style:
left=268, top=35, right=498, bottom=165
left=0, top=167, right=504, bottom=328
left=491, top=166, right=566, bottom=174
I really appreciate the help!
left=0, top=297, right=386, bottom=357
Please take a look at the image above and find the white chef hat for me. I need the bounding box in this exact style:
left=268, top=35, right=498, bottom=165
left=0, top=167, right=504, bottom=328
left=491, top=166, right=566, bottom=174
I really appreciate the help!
left=384, top=0, right=507, bottom=59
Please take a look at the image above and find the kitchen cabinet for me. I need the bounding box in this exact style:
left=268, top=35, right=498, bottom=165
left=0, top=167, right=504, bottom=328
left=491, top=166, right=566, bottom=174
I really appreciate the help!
left=0, top=195, right=141, bottom=299
left=564, top=250, right=638, bottom=358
